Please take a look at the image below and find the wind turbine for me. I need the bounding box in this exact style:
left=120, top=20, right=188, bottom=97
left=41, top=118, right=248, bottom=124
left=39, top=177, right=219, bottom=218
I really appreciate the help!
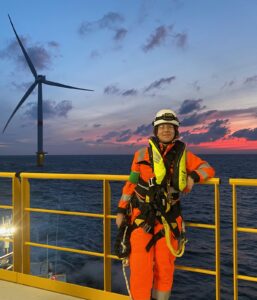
left=3, top=15, right=93, bottom=166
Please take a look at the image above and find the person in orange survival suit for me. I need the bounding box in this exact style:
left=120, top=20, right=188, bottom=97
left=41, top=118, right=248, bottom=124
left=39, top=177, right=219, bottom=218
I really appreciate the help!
left=116, top=109, right=215, bottom=300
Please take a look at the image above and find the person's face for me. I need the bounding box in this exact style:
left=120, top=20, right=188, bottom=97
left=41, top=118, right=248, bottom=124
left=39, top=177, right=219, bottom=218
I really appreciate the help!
left=156, top=123, right=175, bottom=143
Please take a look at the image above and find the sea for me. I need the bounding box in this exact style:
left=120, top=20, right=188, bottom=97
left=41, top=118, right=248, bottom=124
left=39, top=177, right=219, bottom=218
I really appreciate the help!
left=0, top=154, right=257, bottom=300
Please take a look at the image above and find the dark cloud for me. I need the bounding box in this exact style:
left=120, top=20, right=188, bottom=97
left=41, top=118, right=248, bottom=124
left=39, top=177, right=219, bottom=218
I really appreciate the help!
left=11, top=81, right=34, bottom=91
left=179, top=99, right=205, bottom=115
left=221, top=80, right=235, bottom=90
left=48, top=41, right=59, bottom=48
left=98, top=12, right=124, bottom=29
left=142, top=25, right=187, bottom=52
left=174, top=32, right=187, bottom=48
left=231, top=128, right=257, bottom=140
left=73, top=138, right=83, bottom=142
left=122, top=89, right=137, bottom=96
left=244, top=75, right=257, bottom=84
left=181, top=110, right=218, bottom=126
left=181, top=119, right=229, bottom=144
left=99, top=130, right=120, bottom=141
left=0, top=36, right=54, bottom=71
left=192, top=81, right=201, bottom=91
left=97, top=123, right=152, bottom=144
left=90, top=50, right=100, bottom=59
left=116, top=129, right=133, bottom=142
left=144, top=76, right=176, bottom=92
left=24, top=100, right=72, bottom=119
left=104, top=85, right=120, bottom=95
left=24, top=46, right=51, bottom=70
left=181, top=106, right=257, bottom=127
left=114, top=28, right=128, bottom=41
left=78, top=12, right=125, bottom=41
left=142, top=26, right=169, bottom=52
left=93, top=124, right=102, bottom=128
left=104, top=85, right=138, bottom=96
left=133, top=124, right=152, bottom=136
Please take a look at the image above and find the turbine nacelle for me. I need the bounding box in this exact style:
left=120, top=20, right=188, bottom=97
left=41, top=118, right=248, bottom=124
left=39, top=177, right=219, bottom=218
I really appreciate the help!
left=37, top=75, right=46, bottom=81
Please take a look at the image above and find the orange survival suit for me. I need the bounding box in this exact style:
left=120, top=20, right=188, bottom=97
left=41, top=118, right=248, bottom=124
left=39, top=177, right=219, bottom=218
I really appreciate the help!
left=117, top=137, right=215, bottom=300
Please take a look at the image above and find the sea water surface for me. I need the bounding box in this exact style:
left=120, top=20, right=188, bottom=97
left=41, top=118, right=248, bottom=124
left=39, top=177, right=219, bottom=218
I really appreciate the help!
left=0, top=154, right=257, bottom=300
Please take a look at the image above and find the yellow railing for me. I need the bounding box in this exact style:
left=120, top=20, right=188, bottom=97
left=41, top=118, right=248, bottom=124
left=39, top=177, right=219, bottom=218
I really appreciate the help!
left=0, top=172, right=21, bottom=272
left=177, top=177, right=220, bottom=300
left=0, top=172, right=220, bottom=299
left=229, top=178, right=257, bottom=300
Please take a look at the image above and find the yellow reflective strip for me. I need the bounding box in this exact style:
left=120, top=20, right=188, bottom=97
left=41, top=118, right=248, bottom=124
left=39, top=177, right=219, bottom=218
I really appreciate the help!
left=135, top=219, right=144, bottom=226
left=145, top=195, right=150, bottom=203
left=149, top=139, right=166, bottom=184
left=178, top=149, right=187, bottom=191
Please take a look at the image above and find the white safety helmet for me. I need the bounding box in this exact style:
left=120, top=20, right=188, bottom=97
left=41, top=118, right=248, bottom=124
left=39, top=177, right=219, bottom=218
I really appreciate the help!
left=152, top=109, right=180, bottom=127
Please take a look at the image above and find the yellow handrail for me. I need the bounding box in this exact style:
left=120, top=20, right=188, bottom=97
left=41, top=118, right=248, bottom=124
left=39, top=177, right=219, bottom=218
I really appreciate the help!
left=0, top=172, right=221, bottom=300
left=229, top=178, right=257, bottom=300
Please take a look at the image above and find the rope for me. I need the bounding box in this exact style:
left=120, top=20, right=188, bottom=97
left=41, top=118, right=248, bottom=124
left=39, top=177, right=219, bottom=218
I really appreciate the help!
left=161, top=216, right=187, bottom=258
left=120, top=225, right=133, bottom=300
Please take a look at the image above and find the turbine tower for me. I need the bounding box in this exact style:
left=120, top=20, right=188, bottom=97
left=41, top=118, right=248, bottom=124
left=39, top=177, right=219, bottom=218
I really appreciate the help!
left=3, top=15, right=93, bottom=166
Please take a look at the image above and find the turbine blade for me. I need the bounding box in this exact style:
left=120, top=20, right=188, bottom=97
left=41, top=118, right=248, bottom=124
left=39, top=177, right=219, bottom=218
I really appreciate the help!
left=8, top=14, right=38, bottom=79
left=44, top=79, right=93, bottom=91
left=3, top=81, right=37, bottom=133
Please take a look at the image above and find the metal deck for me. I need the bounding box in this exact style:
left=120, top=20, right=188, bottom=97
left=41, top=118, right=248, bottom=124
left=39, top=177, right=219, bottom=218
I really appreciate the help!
left=0, top=279, right=82, bottom=300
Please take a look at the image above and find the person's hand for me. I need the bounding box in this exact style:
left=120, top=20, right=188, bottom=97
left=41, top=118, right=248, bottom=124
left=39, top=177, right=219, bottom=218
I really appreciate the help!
left=116, top=213, right=125, bottom=228
left=183, top=176, right=194, bottom=194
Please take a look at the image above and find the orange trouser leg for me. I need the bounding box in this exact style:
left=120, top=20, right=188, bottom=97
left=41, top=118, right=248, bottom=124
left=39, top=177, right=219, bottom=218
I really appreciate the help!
left=130, top=227, right=154, bottom=300
left=153, top=223, right=178, bottom=293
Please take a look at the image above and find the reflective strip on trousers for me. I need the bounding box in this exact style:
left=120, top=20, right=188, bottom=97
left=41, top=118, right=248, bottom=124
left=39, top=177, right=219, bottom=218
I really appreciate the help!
left=152, top=289, right=171, bottom=300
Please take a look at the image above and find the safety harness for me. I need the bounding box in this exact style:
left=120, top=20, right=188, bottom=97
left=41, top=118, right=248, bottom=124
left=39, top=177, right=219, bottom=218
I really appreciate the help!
left=115, top=137, right=188, bottom=260
left=131, top=137, right=188, bottom=257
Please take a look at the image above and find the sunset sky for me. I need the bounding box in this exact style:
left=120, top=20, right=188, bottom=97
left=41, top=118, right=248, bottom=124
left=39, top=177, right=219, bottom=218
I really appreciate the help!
left=0, top=0, right=256, bottom=155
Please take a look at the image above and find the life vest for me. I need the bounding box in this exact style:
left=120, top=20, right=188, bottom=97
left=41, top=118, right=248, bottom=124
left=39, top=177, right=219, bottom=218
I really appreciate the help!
left=134, top=136, right=187, bottom=200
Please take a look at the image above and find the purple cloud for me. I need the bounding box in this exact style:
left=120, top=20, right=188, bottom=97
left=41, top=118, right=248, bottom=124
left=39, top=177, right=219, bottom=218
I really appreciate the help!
left=114, top=28, right=128, bottom=41
left=133, top=124, right=152, bottom=136
left=122, top=89, right=137, bottom=96
left=104, top=85, right=120, bottom=95
left=179, top=99, right=205, bottom=115
left=231, top=128, right=257, bottom=140
left=0, top=36, right=57, bottom=71
left=181, top=110, right=218, bottom=126
left=79, top=12, right=125, bottom=41
left=174, top=32, right=187, bottom=48
left=142, top=25, right=169, bottom=52
left=144, top=76, right=176, bottom=92
left=24, top=100, right=72, bottom=119
left=244, top=75, right=257, bottom=84
left=181, top=119, right=230, bottom=144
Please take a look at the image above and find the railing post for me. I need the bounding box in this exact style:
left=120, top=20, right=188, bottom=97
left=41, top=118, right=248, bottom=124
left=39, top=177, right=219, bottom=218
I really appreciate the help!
left=214, top=182, right=220, bottom=300
left=21, top=176, right=31, bottom=274
left=103, top=179, right=111, bottom=291
left=232, top=184, right=238, bottom=300
left=12, top=175, right=22, bottom=272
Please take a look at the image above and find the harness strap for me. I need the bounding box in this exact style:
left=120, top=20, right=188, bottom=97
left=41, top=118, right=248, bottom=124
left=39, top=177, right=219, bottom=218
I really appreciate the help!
left=145, top=229, right=164, bottom=252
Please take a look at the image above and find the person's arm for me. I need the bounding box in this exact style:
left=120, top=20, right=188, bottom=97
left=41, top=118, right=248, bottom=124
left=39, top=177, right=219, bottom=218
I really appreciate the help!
left=116, top=150, right=141, bottom=227
left=184, top=151, right=215, bottom=193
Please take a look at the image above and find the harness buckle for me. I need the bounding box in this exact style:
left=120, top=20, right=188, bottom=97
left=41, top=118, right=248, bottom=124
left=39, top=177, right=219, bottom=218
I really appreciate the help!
left=142, top=222, right=152, bottom=233
left=148, top=177, right=155, bottom=187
